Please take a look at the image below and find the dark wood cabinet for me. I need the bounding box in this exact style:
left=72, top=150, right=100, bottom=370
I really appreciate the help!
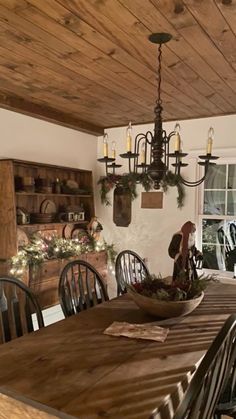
left=0, top=159, right=107, bottom=309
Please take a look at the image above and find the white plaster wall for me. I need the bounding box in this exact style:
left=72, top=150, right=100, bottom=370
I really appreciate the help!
left=0, top=108, right=97, bottom=171
left=96, top=114, right=236, bottom=277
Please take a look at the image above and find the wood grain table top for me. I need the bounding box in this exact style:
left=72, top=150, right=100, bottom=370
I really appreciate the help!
left=0, top=282, right=236, bottom=419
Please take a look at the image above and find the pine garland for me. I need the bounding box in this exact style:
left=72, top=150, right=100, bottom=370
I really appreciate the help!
left=160, top=171, right=185, bottom=208
left=98, top=171, right=185, bottom=208
left=10, top=233, right=117, bottom=276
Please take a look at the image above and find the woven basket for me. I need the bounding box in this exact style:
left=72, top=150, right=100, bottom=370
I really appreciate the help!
left=127, top=288, right=204, bottom=318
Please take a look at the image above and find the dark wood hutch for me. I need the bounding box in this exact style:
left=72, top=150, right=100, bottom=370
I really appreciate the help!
left=0, top=159, right=107, bottom=309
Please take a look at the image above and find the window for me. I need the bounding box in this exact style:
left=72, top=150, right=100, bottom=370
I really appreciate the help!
left=200, top=163, right=236, bottom=273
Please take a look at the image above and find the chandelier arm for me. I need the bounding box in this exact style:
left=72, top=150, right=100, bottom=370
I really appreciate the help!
left=134, top=133, right=147, bottom=143
left=137, top=135, right=146, bottom=172
left=145, top=131, right=154, bottom=145
left=176, top=159, right=211, bottom=187
left=178, top=177, right=206, bottom=187
left=134, top=133, right=147, bottom=173
left=177, top=172, right=207, bottom=187
left=161, top=130, right=171, bottom=145
left=167, top=131, right=177, bottom=143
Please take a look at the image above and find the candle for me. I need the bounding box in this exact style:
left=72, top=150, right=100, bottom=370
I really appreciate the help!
left=206, top=138, right=213, bottom=154
left=206, top=127, right=214, bottom=155
left=112, top=141, right=116, bottom=159
left=140, top=150, right=145, bottom=164
left=103, top=133, right=108, bottom=157
left=127, top=134, right=132, bottom=152
left=126, top=121, right=132, bottom=152
left=103, top=143, right=108, bottom=157
left=174, top=133, right=181, bottom=152
left=174, top=123, right=181, bottom=152
left=234, top=263, right=236, bottom=279
left=140, top=143, right=145, bottom=164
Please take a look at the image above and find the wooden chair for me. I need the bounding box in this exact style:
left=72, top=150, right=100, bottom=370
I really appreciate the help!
left=115, top=250, right=150, bottom=296
left=151, top=314, right=236, bottom=419
left=0, top=276, right=44, bottom=343
left=58, top=260, right=109, bottom=317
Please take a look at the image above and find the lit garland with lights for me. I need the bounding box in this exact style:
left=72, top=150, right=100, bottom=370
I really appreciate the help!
left=10, top=232, right=117, bottom=277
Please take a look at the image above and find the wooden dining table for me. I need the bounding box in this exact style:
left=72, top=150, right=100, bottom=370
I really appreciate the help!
left=0, top=281, right=236, bottom=419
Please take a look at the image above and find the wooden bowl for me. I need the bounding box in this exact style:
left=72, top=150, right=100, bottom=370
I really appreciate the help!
left=127, top=288, right=204, bottom=318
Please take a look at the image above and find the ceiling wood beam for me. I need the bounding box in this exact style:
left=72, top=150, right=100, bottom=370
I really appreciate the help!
left=0, top=91, right=104, bottom=135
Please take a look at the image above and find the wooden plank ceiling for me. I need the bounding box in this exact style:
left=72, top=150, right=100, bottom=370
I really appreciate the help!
left=0, top=0, right=235, bottom=135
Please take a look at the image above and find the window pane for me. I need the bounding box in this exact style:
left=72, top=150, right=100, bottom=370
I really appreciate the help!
left=204, top=165, right=226, bottom=190
left=202, top=219, right=223, bottom=244
left=202, top=220, right=236, bottom=272
left=204, top=191, right=225, bottom=215
left=227, top=191, right=236, bottom=216
left=202, top=219, right=225, bottom=269
left=228, top=165, right=236, bottom=189
left=224, top=221, right=236, bottom=272
left=202, top=244, right=225, bottom=270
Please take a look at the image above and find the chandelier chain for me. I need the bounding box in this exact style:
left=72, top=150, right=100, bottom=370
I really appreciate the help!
left=156, top=43, right=162, bottom=108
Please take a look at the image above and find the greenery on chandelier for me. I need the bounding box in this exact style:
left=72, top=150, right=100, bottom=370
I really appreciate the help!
left=98, top=171, right=185, bottom=208
left=10, top=232, right=117, bottom=276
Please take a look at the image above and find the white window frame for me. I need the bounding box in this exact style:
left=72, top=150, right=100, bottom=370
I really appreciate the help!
left=197, top=156, right=236, bottom=278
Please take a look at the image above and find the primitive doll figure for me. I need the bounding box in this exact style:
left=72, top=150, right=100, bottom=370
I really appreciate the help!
left=87, top=216, right=103, bottom=241
left=168, top=221, right=203, bottom=281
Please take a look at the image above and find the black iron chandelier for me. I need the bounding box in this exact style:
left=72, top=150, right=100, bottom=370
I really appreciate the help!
left=98, top=33, right=219, bottom=189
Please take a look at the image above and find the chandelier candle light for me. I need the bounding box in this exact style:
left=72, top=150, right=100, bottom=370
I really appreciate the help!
left=98, top=33, right=219, bottom=189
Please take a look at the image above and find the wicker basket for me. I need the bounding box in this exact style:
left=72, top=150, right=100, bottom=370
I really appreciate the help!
left=127, top=288, right=204, bottom=318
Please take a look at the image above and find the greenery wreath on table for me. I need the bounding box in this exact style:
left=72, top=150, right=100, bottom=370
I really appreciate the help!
left=98, top=171, right=185, bottom=208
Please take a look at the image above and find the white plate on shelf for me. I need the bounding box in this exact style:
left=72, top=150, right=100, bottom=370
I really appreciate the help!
left=62, top=224, right=73, bottom=239
left=40, top=199, right=57, bottom=214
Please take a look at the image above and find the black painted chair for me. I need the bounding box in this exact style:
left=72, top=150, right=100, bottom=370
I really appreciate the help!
left=115, top=250, right=150, bottom=296
left=150, top=314, right=236, bottom=419
left=214, top=358, right=236, bottom=418
left=58, top=260, right=109, bottom=317
left=0, top=276, right=44, bottom=343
